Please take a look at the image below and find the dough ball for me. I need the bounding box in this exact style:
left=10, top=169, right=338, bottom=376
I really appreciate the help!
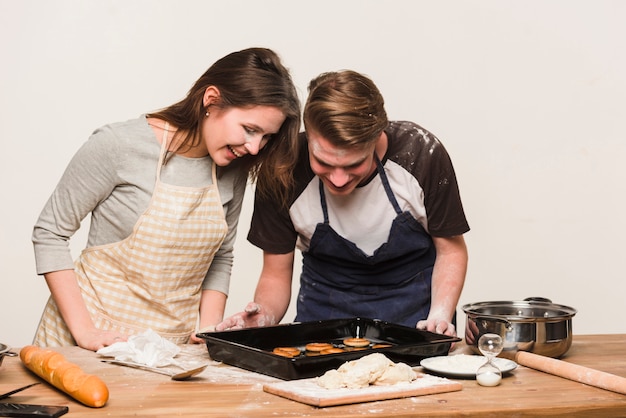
left=317, top=369, right=345, bottom=389
left=373, top=362, right=417, bottom=385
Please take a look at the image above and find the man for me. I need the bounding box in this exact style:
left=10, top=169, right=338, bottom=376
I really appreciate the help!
left=218, top=70, right=469, bottom=337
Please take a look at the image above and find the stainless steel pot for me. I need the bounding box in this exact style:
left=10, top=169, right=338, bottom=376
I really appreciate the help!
left=462, top=297, right=577, bottom=358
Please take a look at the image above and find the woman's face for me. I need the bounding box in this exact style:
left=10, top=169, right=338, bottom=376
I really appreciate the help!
left=203, top=104, right=286, bottom=166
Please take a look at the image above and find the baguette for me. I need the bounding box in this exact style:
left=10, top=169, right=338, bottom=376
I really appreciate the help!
left=20, top=345, right=109, bottom=408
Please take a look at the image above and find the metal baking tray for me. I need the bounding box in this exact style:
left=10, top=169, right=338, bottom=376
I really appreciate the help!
left=197, top=317, right=460, bottom=380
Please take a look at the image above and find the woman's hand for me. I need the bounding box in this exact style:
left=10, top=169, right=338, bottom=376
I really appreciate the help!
left=74, top=328, right=128, bottom=352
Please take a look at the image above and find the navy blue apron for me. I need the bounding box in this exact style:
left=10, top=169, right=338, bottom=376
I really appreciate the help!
left=295, top=156, right=438, bottom=327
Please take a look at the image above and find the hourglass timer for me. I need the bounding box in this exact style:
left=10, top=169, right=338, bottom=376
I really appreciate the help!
left=476, top=333, right=503, bottom=386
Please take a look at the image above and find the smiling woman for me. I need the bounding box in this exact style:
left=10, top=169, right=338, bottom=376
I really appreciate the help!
left=30, top=47, right=301, bottom=352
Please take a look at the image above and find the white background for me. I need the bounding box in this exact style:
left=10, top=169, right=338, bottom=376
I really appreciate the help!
left=1, top=0, right=625, bottom=348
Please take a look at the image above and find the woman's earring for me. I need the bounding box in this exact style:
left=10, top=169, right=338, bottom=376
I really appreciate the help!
left=205, top=110, right=210, bottom=117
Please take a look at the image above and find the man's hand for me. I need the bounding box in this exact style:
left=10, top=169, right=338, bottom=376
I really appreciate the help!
left=416, top=318, right=457, bottom=337
left=215, top=302, right=276, bottom=331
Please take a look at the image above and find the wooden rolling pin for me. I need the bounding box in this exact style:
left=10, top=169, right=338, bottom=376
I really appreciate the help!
left=515, top=351, right=626, bottom=395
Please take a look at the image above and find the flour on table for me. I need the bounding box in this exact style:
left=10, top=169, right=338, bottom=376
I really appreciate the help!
left=173, top=344, right=280, bottom=384
left=317, top=353, right=417, bottom=389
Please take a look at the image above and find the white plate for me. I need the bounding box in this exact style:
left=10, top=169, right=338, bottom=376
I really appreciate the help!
left=420, top=354, right=517, bottom=378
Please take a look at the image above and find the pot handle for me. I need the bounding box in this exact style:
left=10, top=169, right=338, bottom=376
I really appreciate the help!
left=524, top=297, right=552, bottom=303
left=465, top=315, right=513, bottom=347
left=474, top=315, right=513, bottom=331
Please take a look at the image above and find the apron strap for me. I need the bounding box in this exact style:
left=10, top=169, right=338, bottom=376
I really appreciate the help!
left=155, top=122, right=170, bottom=181
left=375, top=155, right=403, bottom=215
left=210, top=157, right=218, bottom=185
left=156, top=122, right=218, bottom=186
left=318, top=178, right=330, bottom=224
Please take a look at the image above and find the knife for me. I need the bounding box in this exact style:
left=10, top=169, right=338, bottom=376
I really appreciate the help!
left=0, top=383, right=41, bottom=400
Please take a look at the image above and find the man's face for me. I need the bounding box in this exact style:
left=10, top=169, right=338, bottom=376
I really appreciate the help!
left=307, top=130, right=378, bottom=196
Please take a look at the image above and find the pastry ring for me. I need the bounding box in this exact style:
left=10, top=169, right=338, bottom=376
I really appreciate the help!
left=343, top=337, right=371, bottom=348
left=305, top=342, right=334, bottom=352
left=272, top=346, right=301, bottom=357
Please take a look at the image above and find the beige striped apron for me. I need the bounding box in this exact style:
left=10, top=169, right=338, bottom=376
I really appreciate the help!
left=35, top=124, right=228, bottom=346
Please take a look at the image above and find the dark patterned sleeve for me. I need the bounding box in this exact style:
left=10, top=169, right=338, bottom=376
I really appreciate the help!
left=423, top=140, right=470, bottom=237
left=247, top=186, right=299, bottom=254
left=248, top=132, right=315, bottom=253
left=388, top=121, right=469, bottom=237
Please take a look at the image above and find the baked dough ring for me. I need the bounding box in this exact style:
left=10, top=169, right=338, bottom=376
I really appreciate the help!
left=372, top=343, right=392, bottom=349
left=321, top=347, right=345, bottom=355
left=343, top=337, right=371, bottom=348
left=305, top=342, right=334, bottom=352
left=272, top=347, right=301, bottom=357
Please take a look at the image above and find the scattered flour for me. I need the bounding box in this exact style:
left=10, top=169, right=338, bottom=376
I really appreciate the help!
left=166, top=344, right=280, bottom=384
left=268, top=372, right=454, bottom=400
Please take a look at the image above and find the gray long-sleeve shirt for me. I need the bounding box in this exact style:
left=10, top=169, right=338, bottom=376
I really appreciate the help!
left=32, top=116, right=248, bottom=295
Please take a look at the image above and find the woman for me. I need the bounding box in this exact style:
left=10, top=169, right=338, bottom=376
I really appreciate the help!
left=32, top=48, right=301, bottom=351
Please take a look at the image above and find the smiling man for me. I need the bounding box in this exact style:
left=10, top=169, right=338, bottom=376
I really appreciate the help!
left=218, top=70, right=470, bottom=338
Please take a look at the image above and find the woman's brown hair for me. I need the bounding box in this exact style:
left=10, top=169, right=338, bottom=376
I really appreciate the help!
left=149, top=47, right=301, bottom=206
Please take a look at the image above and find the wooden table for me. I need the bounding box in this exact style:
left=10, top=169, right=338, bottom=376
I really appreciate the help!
left=1, top=334, right=625, bottom=417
